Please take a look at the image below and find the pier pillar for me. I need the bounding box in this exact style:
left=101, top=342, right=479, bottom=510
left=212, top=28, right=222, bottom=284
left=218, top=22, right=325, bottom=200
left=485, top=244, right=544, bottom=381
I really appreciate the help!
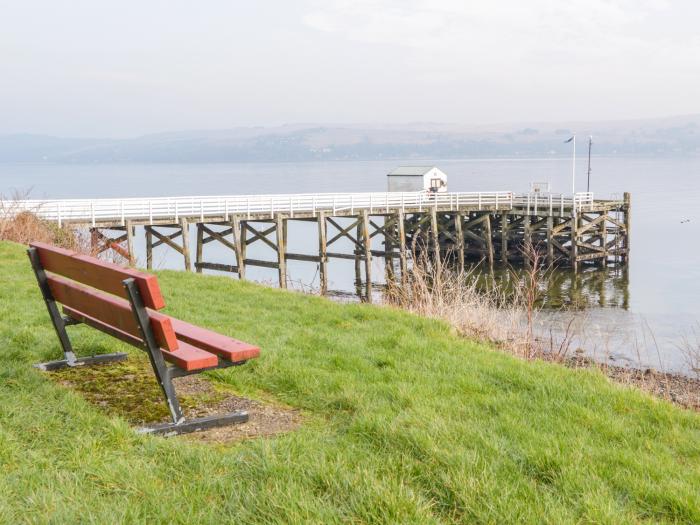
left=125, top=220, right=136, bottom=267
left=180, top=218, right=191, bottom=272
left=570, top=212, right=578, bottom=273
left=430, top=207, right=440, bottom=271
left=361, top=210, right=372, bottom=302
left=500, top=214, right=508, bottom=262
left=146, top=227, right=153, bottom=270
left=623, top=192, right=631, bottom=264
left=483, top=213, right=494, bottom=269
left=318, top=211, right=328, bottom=294
left=546, top=216, right=554, bottom=265
left=276, top=215, right=287, bottom=289
left=231, top=215, right=245, bottom=280
left=454, top=212, right=465, bottom=273
left=396, top=212, right=408, bottom=283
left=195, top=223, right=204, bottom=274
left=384, top=216, right=394, bottom=282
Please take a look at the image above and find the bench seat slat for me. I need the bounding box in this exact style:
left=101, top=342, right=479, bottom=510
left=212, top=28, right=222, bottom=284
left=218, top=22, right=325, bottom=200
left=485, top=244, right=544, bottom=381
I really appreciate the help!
left=63, top=307, right=219, bottom=371
left=31, top=242, right=166, bottom=310
left=169, top=318, right=260, bottom=363
left=47, top=275, right=179, bottom=351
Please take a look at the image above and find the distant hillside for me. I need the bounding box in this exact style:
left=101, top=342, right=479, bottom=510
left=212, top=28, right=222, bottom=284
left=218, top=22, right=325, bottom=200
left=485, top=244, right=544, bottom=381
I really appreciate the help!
left=2, top=115, right=699, bottom=162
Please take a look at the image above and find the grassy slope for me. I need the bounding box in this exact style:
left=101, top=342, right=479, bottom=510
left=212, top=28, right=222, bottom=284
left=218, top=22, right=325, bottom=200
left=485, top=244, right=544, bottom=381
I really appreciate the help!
left=0, top=240, right=698, bottom=524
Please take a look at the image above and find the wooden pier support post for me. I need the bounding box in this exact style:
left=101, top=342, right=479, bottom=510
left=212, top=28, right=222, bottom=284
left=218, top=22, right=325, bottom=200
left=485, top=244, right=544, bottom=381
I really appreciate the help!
left=318, top=211, right=328, bottom=295
left=354, top=222, right=363, bottom=297
left=384, top=216, right=394, bottom=282
left=484, top=213, right=494, bottom=269
left=195, top=223, right=204, bottom=274
left=232, top=215, right=246, bottom=280
left=570, top=212, right=578, bottom=273
left=125, top=220, right=135, bottom=267
left=500, top=213, right=508, bottom=262
left=454, top=212, right=465, bottom=273
left=146, top=227, right=153, bottom=270
left=180, top=218, right=192, bottom=272
left=546, top=216, right=554, bottom=265
left=623, top=192, right=631, bottom=264
left=430, top=207, right=440, bottom=270
left=276, top=215, right=287, bottom=289
left=361, top=210, right=372, bottom=302
left=397, top=212, right=407, bottom=283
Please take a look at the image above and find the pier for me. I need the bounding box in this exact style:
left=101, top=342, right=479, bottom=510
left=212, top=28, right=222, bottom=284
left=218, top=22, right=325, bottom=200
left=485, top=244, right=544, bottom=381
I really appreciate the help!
left=8, top=190, right=630, bottom=300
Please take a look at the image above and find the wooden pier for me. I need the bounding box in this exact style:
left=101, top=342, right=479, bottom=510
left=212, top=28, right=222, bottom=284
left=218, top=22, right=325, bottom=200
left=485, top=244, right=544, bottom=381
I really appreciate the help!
left=10, top=191, right=630, bottom=300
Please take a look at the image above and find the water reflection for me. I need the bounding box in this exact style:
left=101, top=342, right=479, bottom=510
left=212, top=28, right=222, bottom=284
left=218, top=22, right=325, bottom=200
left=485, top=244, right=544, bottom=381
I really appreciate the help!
left=468, top=263, right=630, bottom=311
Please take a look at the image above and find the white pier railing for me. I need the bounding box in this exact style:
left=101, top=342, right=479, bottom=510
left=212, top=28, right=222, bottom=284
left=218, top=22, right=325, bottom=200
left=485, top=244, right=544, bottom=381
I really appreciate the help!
left=1, top=191, right=596, bottom=227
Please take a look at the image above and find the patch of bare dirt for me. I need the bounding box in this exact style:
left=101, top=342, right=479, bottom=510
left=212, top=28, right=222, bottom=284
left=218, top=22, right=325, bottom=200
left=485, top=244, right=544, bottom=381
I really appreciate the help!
left=174, top=375, right=303, bottom=444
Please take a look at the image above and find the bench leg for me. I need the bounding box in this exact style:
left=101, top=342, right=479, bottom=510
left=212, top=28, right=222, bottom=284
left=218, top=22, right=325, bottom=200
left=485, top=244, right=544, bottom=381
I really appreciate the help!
left=124, top=278, right=251, bottom=437
left=34, top=352, right=128, bottom=371
left=28, top=247, right=130, bottom=371
left=137, top=411, right=249, bottom=436
left=124, top=278, right=186, bottom=425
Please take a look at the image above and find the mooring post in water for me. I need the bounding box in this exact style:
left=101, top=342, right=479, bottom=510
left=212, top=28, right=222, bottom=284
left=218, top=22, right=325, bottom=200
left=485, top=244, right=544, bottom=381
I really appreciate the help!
left=317, top=211, right=328, bottom=295
left=180, top=218, right=191, bottom=272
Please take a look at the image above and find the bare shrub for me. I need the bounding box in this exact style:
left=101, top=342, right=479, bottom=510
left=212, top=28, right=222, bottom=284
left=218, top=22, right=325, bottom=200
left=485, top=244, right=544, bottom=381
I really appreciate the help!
left=383, top=249, right=527, bottom=352
left=0, top=192, right=89, bottom=252
left=677, top=323, right=700, bottom=380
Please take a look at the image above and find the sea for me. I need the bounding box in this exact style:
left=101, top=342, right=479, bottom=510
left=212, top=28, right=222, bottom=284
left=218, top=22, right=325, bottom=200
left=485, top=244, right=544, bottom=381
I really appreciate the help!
left=2, top=156, right=699, bottom=374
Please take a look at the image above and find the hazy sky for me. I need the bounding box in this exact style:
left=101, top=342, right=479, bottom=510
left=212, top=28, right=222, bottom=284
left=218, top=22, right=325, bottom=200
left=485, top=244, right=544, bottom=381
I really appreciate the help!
left=2, top=0, right=699, bottom=137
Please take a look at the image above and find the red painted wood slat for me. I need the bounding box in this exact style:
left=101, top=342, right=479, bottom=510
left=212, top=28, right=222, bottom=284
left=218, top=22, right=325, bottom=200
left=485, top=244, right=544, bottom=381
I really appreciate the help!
left=169, top=318, right=260, bottom=363
left=63, top=307, right=218, bottom=371
left=47, top=275, right=179, bottom=351
left=31, top=242, right=166, bottom=310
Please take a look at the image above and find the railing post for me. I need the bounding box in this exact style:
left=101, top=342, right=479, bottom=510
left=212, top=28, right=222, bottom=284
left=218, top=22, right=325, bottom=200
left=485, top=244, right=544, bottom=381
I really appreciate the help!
left=120, top=200, right=125, bottom=226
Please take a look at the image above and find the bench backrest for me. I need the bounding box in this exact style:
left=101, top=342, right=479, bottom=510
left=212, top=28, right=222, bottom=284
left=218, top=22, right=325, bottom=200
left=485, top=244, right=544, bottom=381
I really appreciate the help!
left=30, top=242, right=179, bottom=351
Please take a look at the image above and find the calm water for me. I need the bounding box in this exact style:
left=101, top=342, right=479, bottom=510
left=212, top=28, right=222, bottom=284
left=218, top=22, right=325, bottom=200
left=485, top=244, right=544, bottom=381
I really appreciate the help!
left=3, top=157, right=699, bottom=373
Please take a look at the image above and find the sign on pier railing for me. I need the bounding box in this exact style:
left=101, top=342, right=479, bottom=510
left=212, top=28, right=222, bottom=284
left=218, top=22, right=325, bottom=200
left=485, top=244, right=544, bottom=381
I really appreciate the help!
left=2, top=190, right=599, bottom=226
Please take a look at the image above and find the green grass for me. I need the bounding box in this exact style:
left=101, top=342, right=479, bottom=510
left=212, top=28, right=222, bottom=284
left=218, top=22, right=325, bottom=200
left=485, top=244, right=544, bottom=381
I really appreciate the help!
left=0, top=240, right=698, bottom=524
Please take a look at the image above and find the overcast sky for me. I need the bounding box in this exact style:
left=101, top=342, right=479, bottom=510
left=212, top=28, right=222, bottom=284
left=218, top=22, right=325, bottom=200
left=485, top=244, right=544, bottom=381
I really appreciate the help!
left=2, top=0, right=699, bottom=137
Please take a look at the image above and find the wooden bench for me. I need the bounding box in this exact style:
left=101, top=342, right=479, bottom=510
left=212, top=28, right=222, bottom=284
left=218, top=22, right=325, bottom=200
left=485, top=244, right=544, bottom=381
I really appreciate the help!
left=27, top=242, right=260, bottom=436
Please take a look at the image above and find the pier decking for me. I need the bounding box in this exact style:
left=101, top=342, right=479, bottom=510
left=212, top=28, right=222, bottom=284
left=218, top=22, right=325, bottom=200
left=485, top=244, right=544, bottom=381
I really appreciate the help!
left=6, top=191, right=630, bottom=300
